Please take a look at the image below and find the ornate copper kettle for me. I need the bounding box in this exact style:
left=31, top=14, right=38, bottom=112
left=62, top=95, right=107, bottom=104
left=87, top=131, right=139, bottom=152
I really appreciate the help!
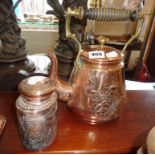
left=48, top=37, right=127, bottom=124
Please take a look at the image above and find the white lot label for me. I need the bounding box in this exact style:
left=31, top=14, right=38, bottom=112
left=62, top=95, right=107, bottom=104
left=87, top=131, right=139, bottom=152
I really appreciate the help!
left=89, top=51, right=105, bottom=59
left=106, top=51, right=118, bottom=58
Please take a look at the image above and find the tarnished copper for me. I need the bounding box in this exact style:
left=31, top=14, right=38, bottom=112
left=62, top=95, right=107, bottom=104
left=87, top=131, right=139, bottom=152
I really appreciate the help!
left=16, top=76, right=57, bottom=151
left=49, top=44, right=127, bottom=124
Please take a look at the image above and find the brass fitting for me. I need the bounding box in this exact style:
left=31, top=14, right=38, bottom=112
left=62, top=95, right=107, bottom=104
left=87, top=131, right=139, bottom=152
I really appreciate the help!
left=67, top=7, right=84, bottom=20
left=90, top=0, right=101, bottom=8
left=96, top=0, right=102, bottom=8
left=97, top=36, right=110, bottom=45
left=138, top=12, right=151, bottom=18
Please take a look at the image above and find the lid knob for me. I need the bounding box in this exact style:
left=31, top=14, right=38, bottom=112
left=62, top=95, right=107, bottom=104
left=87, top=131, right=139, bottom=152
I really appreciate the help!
left=97, top=36, right=110, bottom=47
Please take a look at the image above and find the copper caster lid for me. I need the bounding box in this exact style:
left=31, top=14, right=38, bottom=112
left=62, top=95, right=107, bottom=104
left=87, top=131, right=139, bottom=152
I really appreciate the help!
left=80, top=45, right=123, bottom=65
left=18, top=76, right=55, bottom=98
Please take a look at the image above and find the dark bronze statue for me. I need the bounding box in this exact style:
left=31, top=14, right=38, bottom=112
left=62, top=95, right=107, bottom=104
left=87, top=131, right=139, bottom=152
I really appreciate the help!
left=0, top=0, right=26, bottom=62
left=0, top=0, right=35, bottom=90
left=47, top=0, right=88, bottom=80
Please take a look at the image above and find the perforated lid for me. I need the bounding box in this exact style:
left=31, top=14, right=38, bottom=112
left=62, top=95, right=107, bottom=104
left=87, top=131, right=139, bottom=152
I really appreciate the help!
left=18, top=76, right=55, bottom=98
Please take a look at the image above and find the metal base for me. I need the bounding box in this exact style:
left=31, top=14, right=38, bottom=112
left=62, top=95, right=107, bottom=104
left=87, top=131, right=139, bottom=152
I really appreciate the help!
left=68, top=105, right=120, bottom=125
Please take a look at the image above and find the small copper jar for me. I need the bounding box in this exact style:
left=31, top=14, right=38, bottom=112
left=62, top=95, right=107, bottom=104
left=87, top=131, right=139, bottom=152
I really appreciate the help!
left=16, top=76, right=57, bottom=151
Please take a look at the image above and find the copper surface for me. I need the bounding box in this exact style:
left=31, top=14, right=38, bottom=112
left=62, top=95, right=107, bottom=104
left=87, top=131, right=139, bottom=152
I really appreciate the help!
left=49, top=45, right=127, bottom=124
left=19, top=76, right=55, bottom=98
left=16, top=76, right=57, bottom=150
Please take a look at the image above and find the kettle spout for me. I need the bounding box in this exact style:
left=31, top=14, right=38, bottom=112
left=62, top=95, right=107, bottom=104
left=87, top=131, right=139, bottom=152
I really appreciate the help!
left=48, top=51, right=73, bottom=101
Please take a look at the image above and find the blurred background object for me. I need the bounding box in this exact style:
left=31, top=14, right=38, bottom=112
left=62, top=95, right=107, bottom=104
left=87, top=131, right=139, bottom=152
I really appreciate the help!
left=0, top=115, right=6, bottom=136
left=0, top=0, right=35, bottom=90
left=137, top=126, right=155, bottom=153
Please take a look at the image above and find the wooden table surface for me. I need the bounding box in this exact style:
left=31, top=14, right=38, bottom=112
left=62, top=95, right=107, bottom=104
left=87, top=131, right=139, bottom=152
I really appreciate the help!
left=0, top=90, right=155, bottom=153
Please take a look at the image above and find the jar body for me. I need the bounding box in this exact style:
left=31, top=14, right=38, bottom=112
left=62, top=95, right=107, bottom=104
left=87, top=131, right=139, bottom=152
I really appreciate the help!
left=16, top=92, right=57, bottom=151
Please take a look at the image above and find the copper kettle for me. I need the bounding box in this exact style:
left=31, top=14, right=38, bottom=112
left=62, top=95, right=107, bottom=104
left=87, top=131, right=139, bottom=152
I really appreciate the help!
left=49, top=38, right=127, bottom=124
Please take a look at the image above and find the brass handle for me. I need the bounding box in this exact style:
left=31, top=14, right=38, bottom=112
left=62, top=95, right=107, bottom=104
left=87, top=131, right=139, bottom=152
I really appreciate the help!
left=122, top=17, right=144, bottom=54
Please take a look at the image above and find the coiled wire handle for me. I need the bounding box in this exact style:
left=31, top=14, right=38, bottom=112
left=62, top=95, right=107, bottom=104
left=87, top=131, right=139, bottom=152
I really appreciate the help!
left=85, top=8, right=137, bottom=21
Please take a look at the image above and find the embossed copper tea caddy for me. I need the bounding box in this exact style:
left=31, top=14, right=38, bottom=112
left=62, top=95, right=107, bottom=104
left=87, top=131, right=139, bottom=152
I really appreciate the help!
left=16, top=76, right=57, bottom=150
left=49, top=36, right=127, bottom=124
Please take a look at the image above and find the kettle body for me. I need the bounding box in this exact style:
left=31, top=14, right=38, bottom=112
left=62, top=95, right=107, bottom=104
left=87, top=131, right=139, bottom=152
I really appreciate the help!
left=49, top=45, right=127, bottom=124
left=68, top=45, right=127, bottom=123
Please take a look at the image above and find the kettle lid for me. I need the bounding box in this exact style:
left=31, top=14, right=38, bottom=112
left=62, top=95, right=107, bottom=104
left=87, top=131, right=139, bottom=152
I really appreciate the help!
left=80, top=45, right=123, bottom=65
left=18, top=76, right=55, bottom=98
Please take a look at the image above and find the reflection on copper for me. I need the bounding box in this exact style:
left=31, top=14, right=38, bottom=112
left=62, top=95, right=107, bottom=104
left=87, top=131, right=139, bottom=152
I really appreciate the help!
left=88, top=131, right=96, bottom=141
